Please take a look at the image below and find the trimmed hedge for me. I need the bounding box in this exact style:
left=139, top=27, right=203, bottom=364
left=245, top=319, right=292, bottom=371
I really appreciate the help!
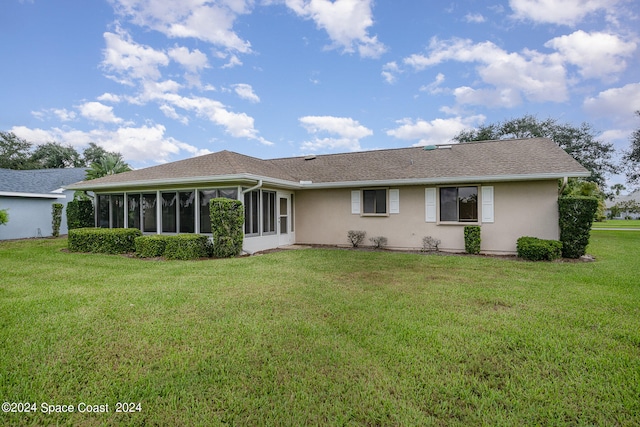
left=559, top=196, right=598, bottom=259
left=51, top=203, right=63, bottom=237
left=464, top=225, right=481, bottom=254
left=210, top=198, right=244, bottom=258
left=66, top=200, right=95, bottom=230
left=68, top=228, right=141, bottom=254
left=517, top=236, right=562, bottom=261
left=135, top=234, right=211, bottom=260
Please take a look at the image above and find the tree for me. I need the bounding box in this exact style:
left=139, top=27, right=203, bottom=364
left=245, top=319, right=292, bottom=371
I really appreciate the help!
left=0, top=132, right=36, bottom=169
left=0, top=208, right=8, bottom=226
left=30, top=142, right=84, bottom=168
left=611, top=183, right=626, bottom=197
left=452, top=115, right=618, bottom=187
left=622, top=111, right=640, bottom=185
left=85, top=153, right=132, bottom=180
left=83, top=142, right=112, bottom=166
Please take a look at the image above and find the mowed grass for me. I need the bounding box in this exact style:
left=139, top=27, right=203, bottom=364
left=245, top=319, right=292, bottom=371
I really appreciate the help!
left=0, top=232, right=639, bottom=426
left=592, top=219, right=640, bottom=229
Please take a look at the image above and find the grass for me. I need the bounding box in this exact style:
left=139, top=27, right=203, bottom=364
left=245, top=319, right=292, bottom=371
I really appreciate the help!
left=592, top=219, right=640, bottom=229
left=1, top=233, right=639, bottom=426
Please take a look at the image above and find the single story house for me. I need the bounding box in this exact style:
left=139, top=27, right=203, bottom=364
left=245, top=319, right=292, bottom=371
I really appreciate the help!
left=0, top=168, right=88, bottom=240
left=66, top=138, right=589, bottom=254
left=605, top=190, right=640, bottom=219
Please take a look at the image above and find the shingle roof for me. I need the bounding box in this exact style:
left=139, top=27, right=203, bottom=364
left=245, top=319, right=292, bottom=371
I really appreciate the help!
left=67, top=138, right=589, bottom=190
left=0, top=168, right=88, bottom=195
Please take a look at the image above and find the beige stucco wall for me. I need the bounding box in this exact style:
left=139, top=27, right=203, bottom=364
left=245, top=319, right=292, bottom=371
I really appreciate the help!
left=294, top=180, right=560, bottom=254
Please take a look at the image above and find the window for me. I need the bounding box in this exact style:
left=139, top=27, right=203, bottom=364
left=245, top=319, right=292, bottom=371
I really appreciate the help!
left=142, top=193, right=157, bottom=232
left=179, top=191, right=195, bottom=233
left=97, top=195, right=110, bottom=228
left=244, top=190, right=259, bottom=235
left=262, top=191, right=276, bottom=234
left=162, top=192, right=177, bottom=233
left=128, top=194, right=141, bottom=229
left=363, top=189, right=387, bottom=214
left=439, top=186, right=478, bottom=222
left=111, top=195, right=125, bottom=228
left=200, top=188, right=238, bottom=233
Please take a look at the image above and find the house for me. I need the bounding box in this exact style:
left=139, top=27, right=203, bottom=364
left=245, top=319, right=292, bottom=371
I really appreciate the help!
left=605, top=190, right=640, bottom=219
left=0, top=168, right=88, bottom=240
left=66, top=138, right=589, bottom=254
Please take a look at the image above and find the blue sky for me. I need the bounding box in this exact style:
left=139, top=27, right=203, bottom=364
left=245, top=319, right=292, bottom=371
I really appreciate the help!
left=1, top=0, right=639, bottom=185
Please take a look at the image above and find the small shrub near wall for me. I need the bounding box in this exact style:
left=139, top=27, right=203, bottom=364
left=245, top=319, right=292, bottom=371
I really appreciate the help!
left=347, top=230, right=366, bottom=248
left=464, top=226, right=481, bottom=254
left=68, top=228, right=141, bottom=254
left=66, top=200, right=95, bottom=230
left=559, top=196, right=598, bottom=259
left=210, top=198, right=244, bottom=258
left=51, top=203, right=63, bottom=237
left=369, top=236, right=388, bottom=249
left=517, top=237, right=562, bottom=261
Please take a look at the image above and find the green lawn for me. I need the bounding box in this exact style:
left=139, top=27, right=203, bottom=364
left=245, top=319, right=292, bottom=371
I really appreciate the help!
left=593, top=219, right=640, bottom=229
left=1, top=233, right=639, bottom=426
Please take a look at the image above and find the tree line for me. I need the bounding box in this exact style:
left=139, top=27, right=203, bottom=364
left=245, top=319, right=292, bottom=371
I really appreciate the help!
left=0, top=131, right=131, bottom=180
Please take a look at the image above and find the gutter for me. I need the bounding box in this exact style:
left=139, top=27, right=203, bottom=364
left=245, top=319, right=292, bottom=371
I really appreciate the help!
left=241, top=179, right=263, bottom=194
left=0, top=191, right=67, bottom=199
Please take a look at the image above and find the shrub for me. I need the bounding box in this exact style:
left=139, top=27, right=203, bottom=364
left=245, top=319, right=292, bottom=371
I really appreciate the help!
left=0, top=208, right=9, bottom=226
left=210, top=198, right=244, bottom=258
left=347, top=230, right=366, bottom=247
left=164, top=235, right=211, bottom=260
left=559, top=196, right=598, bottom=258
left=369, top=236, right=388, bottom=249
left=464, top=225, right=481, bottom=254
left=517, top=236, right=562, bottom=261
left=52, top=203, right=63, bottom=237
left=66, top=200, right=94, bottom=230
left=135, top=235, right=168, bottom=258
left=422, top=236, right=441, bottom=252
left=68, top=228, right=141, bottom=254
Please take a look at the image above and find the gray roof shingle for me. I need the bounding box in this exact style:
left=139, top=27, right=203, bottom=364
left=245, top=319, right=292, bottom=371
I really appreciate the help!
left=0, top=168, right=88, bottom=194
left=67, top=138, right=589, bottom=190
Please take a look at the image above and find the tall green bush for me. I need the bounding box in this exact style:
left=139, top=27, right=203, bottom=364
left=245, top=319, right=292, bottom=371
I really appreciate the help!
left=210, top=198, right=244, bottom=258
left=559, top=196, right=598, bottom=258
left=66, top=199, right=94, bottom=230
left=51, top=203, right=63, bottom=237
left=464, top=225, right=481, bottom=254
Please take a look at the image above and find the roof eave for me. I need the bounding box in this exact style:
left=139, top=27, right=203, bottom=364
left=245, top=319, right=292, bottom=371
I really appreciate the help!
left=0, top=191, right=67, bottom=199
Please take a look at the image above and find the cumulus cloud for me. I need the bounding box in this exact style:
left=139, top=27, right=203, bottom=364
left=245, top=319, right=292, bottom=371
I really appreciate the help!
left=10, top=124, right=209, bottom=163
left=233, top=83, right=260, bottom=103
left=284, top=0, right=386, bottom=58
left=464, top=13, right=485, bottom=23
left=102, top=29, right=169, bottom=84
left=420, top=73, right=446, bottom=94
left=299, top=115, right=373, bottom=151
left=381, top=61, right=400, bottom=84
left=509, top=0, right=622, bottom=26
left=386, top=115, right=486, bottom=146
left=109, top=0, right=252, bottom=53
left=97, top=93, right=122, bottom=103
left=545, top=30, right=637, bottom=80
left=167, top=45, right=210, bottom=73
left=78, top=101, right=123, bottom=124
left=404, top=37, right=568, bottom=106
left=583, top=82, right=640, bottom=125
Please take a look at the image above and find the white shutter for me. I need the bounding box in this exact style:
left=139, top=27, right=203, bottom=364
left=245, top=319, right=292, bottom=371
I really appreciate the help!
left=351, top=190, right=360, bottom=214
left=481, top=186, right=494, bottom=223
left=389, top=189, right=399, bottom=214
left=425, top=188, right=436, bottom=222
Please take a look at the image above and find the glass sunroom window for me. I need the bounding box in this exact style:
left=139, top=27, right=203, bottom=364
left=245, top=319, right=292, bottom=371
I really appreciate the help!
left=142, top=193, right=157, bottom=232
left=128, top=194, right=141, bottom=230
left=162, top=192, right=177, bottom=233
left=111, top=195, right=125, bottom=228
left=244, top=190, right=259, bottom=235
left=200, top=188, right=238, bottom=233
left=262, top=191, right=276, bottom=234
left=179, top=191, right=195, bottom=233
left=97, top=195, right=110, bottom=228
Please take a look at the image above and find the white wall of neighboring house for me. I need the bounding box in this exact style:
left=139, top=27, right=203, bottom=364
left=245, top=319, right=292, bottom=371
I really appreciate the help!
left=0, top=190, right=75, bottom=240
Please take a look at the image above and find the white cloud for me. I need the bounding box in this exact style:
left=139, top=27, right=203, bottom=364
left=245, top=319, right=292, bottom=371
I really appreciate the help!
left=78, top=102, right=123, bottom=124
left=102, top=29, right=169, bottom=84
left=464, top=13, right=486, bottom=23
left=9, top=124, right=208, bottom=163
left=110, top=0, right=252, bottom=53
left=509, top=0, right=621, bottom=26
left=583, top=82, right=640, bottom=126
left=381, top=61, right=400, bottom=84
left=233, top=83, right=260, bottom=103
left=386, top=115, right=486, bottom=146
left=420, top=73, right=446, bottom=94
left=97, top=93, right=122, bottom=103
left=299, top=115, right=373, bottom=151
left=404, top=37, right=568, bottom=106
left=159, top=104, right=190, bottom=125
left=168, top=45, right=209, bottom=73
left=545, top=30, right=637, bottom=80
left=284, top=0, right=386, bottom=58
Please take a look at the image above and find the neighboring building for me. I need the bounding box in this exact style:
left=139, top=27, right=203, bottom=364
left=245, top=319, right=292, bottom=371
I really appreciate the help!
left=66, top=138, right=589, bottom=254
left=0, top=168, right=88, bottom=240
left=605, top=190, right=640, bottom=219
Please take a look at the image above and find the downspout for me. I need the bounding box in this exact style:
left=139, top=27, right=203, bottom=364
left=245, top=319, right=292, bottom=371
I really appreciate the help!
left=559, top=176, right=568, bottom=196
left=241, top=179, right=263, bottom=194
